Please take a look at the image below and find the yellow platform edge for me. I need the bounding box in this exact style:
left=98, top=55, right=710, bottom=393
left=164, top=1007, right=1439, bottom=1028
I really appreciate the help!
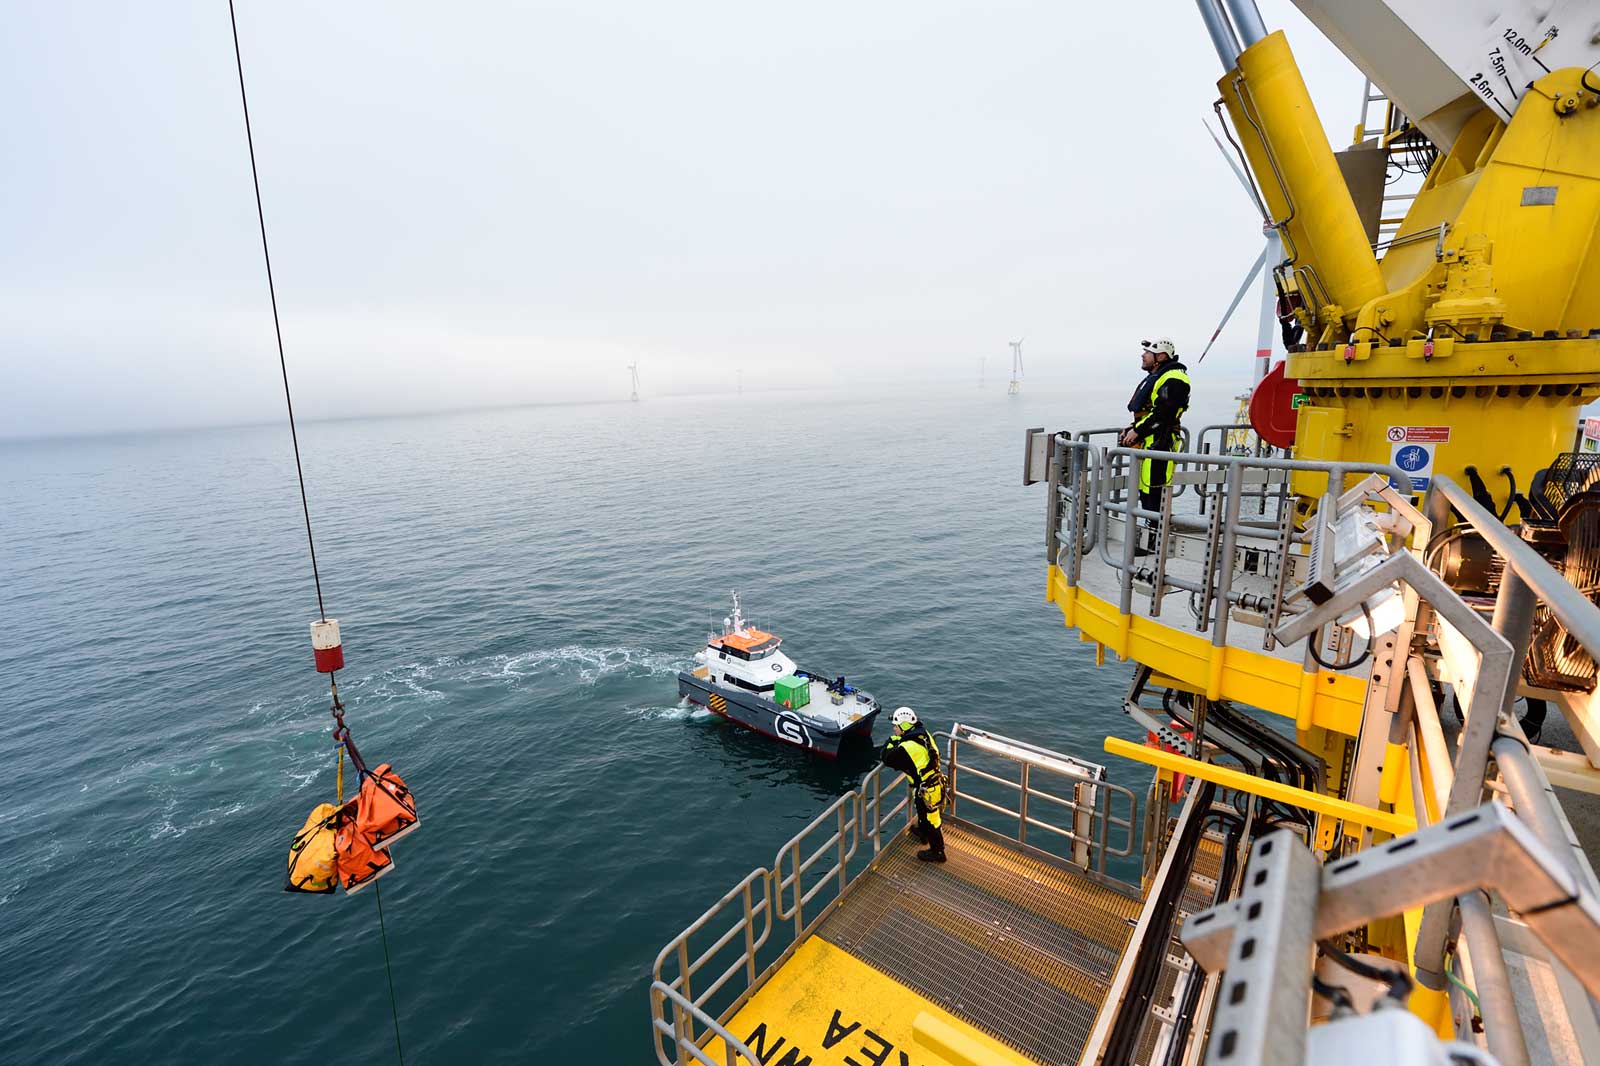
left=1047, top=567, right=1366, bottom=738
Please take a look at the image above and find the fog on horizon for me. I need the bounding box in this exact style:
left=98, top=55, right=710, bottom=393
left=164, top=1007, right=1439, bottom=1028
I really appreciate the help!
left=1, top=1, right=1364, bottom=440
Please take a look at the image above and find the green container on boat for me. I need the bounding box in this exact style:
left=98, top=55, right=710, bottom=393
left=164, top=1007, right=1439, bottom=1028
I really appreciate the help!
left=774, top=675, right=810, bottom=710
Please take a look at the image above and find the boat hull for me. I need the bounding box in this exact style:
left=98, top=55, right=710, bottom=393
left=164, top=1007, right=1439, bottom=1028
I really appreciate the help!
left=677, top=672, right=880, bottom=758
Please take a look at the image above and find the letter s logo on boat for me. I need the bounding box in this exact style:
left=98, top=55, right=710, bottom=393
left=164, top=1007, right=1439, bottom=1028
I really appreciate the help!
left=775, top=714, right=810, bottom=747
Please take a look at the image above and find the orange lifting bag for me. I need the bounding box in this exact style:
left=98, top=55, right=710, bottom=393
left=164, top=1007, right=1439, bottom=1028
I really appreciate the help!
left=357, top=763, right=419, bottom=851
left=335, top=800, right=395, bottom=894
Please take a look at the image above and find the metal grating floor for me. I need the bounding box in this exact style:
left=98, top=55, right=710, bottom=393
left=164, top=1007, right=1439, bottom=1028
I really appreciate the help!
left=817, top=821, right=1143, bottom=1066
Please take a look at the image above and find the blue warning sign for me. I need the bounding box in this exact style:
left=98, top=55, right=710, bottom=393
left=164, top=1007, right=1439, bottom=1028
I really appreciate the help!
left=1388, top=425, right=1447, bottom=492
left=1395, top=445, right=1430, bottom=472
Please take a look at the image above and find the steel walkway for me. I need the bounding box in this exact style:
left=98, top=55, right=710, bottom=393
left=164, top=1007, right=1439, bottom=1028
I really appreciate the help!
left=815, top=820, right=1143, bottom=1066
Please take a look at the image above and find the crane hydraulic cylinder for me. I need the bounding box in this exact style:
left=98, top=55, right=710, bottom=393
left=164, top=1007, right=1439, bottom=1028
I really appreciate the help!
left=1220, top=31, right=1385, bottom=326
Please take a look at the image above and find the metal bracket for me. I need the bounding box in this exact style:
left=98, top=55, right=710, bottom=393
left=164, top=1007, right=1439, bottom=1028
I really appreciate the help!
left=1181, top=802, right=1600, bottom=1001
left=1197, top=829, right=1321, bottom=1066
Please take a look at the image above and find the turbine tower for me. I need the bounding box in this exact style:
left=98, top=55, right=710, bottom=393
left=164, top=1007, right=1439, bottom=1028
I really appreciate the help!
left=1007, top=338, right=1024, bottom=395
left=628, top=362, right=640, bottom=403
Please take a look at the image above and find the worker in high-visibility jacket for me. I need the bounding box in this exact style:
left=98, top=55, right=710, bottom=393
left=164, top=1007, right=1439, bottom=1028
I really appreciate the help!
left=880, top=707, right=946, bottom=863
left=1119, top=337, right=1191, bottom=555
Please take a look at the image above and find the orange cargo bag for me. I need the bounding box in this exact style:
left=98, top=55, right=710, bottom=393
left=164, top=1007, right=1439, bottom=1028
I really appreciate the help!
left=357, top=763, right=419, bottom=851
left=335, top=799, right=395, bottom=894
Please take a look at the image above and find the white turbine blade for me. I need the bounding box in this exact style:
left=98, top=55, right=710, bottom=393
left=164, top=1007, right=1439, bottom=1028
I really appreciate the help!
left=1198, top=241, right=1271, bottom=364
left=1253, top=230, right=1279, bottom=384
left=1204, top=121, right=1268, bottom=223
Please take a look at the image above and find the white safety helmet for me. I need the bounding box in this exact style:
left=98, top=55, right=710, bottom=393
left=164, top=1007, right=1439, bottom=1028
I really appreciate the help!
left=891, top=707, right=919, bottom=733
left=1141, top=337, right=1176, bottom=359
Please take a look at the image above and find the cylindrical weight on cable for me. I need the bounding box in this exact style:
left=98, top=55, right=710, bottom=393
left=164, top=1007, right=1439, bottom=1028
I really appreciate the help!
left=310, top=618, right=344, bottom=673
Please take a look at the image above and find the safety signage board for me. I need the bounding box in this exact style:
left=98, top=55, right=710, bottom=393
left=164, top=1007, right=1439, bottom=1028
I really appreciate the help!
left=1387, top=425, right=1450, bottom=491
left=1584, top=417, right=1600, bottom=441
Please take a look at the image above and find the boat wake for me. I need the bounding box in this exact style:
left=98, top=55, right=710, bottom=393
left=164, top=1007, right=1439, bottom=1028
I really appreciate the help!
left=450, top=644, right=689, bottom=685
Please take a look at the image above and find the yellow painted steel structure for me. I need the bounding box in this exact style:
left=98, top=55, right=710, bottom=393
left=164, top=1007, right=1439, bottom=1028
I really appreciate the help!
left=699, top=937, right=1036, bottom=1066
left=1102, top=737, right=1414, bottom=836
left=1218, top=31, right=1600, bottom=515
left=1046, top=568, right=1366, bottom=736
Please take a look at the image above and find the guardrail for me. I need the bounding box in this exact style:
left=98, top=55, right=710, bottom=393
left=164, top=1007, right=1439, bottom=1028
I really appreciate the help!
left=648, top=727, right=1138, bottom=1066
left=859, top=760, right=913, bottom=854
left=650, top=868, right=775, bottom=1064
left=1048, top=431, right=1413, bottom=652
left=1194, top=423, right=1282, bottom=518
left=946, top=724, right=1138, bottom=875
left=1075, top=426, right=1194, bottom=500
left=773, top=790, right=859, bottom=937
left=649, top=982, right=763, bottom=1066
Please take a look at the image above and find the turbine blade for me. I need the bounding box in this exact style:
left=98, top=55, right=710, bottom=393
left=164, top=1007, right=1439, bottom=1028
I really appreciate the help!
left=1198, top=242, right=1272, bottom=364
left=1204, top=121, right=1269, bottom=223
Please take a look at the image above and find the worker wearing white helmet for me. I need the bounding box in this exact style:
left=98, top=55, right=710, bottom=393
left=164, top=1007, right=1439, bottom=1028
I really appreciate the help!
left=880, top=707, right=947, bottom=862
left=1119, top=337, right=1192, bottom=555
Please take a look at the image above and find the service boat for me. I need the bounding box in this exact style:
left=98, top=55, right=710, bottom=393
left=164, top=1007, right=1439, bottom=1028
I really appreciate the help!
left=678, top=593, right=881, bottom=757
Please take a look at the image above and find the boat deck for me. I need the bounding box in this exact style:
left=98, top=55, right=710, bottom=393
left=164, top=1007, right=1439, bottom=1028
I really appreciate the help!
left=703, top=819, right=1142, bottom=1066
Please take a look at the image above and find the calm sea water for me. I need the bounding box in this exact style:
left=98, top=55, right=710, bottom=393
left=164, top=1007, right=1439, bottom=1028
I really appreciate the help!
left=1, top=383, right=1235, bottom=1064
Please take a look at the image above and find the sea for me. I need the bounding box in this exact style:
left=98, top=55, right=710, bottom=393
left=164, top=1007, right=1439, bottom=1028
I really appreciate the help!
left=1, top=382, right=1239, bottom=1064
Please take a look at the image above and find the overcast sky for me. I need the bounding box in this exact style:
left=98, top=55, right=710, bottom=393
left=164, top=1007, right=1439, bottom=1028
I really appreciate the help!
left=1, top=1, right=1363, bottom=439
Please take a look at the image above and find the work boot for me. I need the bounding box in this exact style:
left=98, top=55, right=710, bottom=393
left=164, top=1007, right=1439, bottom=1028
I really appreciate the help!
left=917, top=827, right=947, bottom=863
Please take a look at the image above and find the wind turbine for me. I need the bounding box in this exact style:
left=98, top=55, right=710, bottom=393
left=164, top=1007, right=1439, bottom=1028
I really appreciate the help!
left=1007, top=338, right=1024, bottom=395
left=1196, top=122, right=1280, bottom=390
left=628, top=361, right=640, bottom=403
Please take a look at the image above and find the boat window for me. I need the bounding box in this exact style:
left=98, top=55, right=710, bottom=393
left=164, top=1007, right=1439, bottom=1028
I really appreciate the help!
left=723, top=674, right=774, bottom=693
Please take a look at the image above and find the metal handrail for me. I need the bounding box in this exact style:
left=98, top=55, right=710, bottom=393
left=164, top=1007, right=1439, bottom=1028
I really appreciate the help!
left=1195, top=422, right=1277, bottom=459
left=773, top=790, right=860, bottom=935
left=1194, top=423, right=1282, bottom=518
left=1053, top=439, right=1103, bottom=581
left=649, top=981, right=763, bottom=1066
left=1079, top=426, right=1196, bottom=500
left=1427, top=475, right=1600, bottom=656
left=1051, top=431, right=1414, bottom=647
left=858, top=761, right=913, bottom=854
left=650, top=869, right=774, bottom=1066
left=945, top=727, right=1138, bottom=873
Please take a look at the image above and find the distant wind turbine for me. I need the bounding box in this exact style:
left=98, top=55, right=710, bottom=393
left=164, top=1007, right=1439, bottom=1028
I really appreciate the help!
left=1008, top=338, right=1025, bottom=395
left=628, top=362, right=640, bottom=403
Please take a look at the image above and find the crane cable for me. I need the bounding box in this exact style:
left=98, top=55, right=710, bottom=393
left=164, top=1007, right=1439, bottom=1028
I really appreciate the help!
left=225, top=6, right=404, bottom=1064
